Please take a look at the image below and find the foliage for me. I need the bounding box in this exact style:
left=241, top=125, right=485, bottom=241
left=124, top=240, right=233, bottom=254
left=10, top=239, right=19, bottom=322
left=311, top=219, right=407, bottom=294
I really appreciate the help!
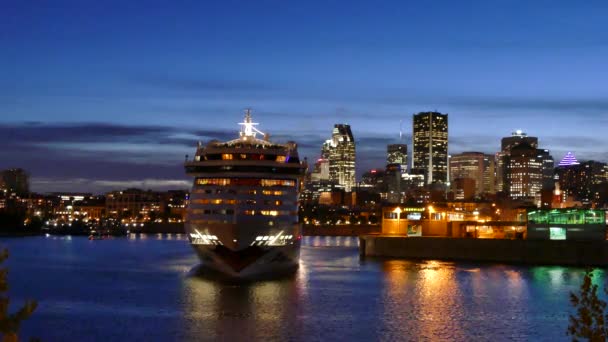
left=568, top=268, right=607, bottom=341
left=0, top=249, right=37, bottom=342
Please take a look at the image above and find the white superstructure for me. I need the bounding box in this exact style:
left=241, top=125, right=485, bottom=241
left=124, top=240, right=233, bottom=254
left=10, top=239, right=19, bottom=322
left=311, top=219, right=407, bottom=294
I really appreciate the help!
left=184, top=110, right=306, bottom=277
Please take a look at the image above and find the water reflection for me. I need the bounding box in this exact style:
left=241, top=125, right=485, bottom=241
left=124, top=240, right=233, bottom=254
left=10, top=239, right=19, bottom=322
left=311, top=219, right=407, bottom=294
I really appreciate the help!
left=182, top=274, right=300, bottom=341
left=0, top=236, right=598, bottom=341
left=127, top=233, right=187, bottom=241
left=301, top=235, right=359, bottom=248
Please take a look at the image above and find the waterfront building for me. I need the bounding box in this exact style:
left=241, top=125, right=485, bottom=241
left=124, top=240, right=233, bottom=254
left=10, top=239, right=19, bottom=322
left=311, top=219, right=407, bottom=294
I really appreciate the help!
left=105, top=189, right=162, bottom=221
left=449, top=152, right=496, bottom=198
left=412, top=112, right=448, bottom=185
left=327, top=124, right=356, bottom=192
left=527, top=209, right=605, bottom=240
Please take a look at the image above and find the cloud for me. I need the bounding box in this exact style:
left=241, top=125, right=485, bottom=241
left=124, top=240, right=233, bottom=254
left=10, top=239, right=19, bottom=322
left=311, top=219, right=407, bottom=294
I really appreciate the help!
left=130, top=74, right=279, bottom=93
left=31, top=178, right=190, bottom=194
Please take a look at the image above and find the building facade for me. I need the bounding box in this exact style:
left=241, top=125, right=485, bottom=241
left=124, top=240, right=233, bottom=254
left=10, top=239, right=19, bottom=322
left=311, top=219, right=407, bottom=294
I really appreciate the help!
left=412, top=112, right=448, bottom=185
left=505, top=142, right=544, bottom=205
left=496, top=130, right=539, bottom=193
left=449, top=152, right=496, bottom=198
left=387, top=144, right=407, bottom=173
left=0, top=168, right=29, bottom=195
left=327, top=124, right=356, bottom=192
left=556, top=159, right=608, bottom=205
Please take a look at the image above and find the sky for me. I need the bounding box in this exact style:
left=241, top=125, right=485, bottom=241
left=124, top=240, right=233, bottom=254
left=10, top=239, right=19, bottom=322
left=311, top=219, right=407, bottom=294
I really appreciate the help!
left=1, top=1, right=608, bottom=193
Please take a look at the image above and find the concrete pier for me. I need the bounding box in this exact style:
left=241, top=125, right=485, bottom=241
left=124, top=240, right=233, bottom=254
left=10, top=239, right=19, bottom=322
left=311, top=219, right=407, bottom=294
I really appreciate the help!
left=359, top=235, right=608, bottom=266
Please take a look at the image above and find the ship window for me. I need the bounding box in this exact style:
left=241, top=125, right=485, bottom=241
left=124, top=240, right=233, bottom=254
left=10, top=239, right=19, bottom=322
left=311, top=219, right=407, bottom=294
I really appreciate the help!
left=240, top=154, right=247, bottom=159
left=195, top=178, right=296, bottom=187
left=222, top=154, right=233, bottom=160
left=276, top=156, right=286, bottom=162
left=262, top=190, right=284, bottom=196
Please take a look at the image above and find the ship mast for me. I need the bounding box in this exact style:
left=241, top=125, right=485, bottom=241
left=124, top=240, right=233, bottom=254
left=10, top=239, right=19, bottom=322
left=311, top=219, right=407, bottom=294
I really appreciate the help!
left=239, top=108, right=265, bottom=139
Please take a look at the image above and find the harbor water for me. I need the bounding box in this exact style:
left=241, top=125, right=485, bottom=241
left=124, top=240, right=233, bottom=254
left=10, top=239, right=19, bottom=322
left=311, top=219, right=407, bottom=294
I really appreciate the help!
left=1, top=234, right=597, bottom=341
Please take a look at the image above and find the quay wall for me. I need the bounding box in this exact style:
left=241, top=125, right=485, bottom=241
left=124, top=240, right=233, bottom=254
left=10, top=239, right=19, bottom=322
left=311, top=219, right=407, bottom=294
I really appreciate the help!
left=359, top=235, right=608, bottom=266
left=128, top=223, right=380, bottom=236
left=303, top=224, right=380, bottom=236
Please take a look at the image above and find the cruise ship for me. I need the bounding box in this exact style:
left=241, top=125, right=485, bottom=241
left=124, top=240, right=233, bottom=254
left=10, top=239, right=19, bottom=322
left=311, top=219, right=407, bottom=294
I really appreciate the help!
left=184, top=110, right=307, bottom=278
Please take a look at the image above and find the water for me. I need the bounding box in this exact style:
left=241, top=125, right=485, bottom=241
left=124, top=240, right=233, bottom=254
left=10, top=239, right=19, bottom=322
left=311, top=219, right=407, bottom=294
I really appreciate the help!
left=0, top=234, right=599, bottom=341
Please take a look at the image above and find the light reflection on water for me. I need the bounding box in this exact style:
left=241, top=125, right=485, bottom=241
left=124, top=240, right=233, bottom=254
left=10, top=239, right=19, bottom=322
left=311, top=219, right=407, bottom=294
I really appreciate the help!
left=0, top=235, right=596, bottom=341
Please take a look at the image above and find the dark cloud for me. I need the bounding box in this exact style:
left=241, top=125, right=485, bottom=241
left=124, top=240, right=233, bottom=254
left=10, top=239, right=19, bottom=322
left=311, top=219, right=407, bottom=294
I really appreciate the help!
left=0, top=122, right=175, bottom=144
left=2, top=121, right=607, bottom=194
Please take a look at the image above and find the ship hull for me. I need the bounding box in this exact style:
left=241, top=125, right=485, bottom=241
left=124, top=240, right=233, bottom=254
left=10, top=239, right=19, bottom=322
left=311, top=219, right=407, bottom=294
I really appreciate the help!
left=190, top=241, right=300, bottom=279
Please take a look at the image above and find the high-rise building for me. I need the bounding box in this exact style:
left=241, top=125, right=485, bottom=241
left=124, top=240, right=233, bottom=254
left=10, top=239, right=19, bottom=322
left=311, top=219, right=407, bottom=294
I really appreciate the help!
left=0, top=168, right=29, bottom=195
left=496, top=130, right=539, bottom=193
left=327, top=124, right=356, bottom=192
left=505, top=142, right=544, bottom=205
left=556, top=158, right=608, bottom=204
left=310, top=158, right=330, bottom=183
left=412, top=112, right=448, bottom=185
left=387, top=144, right=407, bottom=173
left=449, top=152, right=496, bottom=197
left=538, top=149, right=555, bottom=190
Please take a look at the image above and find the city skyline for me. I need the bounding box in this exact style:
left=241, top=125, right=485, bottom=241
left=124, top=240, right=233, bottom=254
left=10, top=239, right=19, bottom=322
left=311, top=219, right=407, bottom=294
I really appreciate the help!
left=2, top=1, right=608, bottom=193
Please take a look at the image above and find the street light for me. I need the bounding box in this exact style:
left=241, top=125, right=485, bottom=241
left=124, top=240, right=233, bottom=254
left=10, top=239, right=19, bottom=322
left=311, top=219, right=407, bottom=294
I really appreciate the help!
left=393, top=207, right=402, bottom=234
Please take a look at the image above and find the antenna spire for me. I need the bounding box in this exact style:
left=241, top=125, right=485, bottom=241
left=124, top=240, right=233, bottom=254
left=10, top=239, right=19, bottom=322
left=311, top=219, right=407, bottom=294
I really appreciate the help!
left=239, top=108, right=264, bottom=138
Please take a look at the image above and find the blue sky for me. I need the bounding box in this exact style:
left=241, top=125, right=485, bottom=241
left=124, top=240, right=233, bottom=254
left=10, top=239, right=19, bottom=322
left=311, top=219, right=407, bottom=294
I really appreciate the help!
left=2, top=1, right=608, bottom=193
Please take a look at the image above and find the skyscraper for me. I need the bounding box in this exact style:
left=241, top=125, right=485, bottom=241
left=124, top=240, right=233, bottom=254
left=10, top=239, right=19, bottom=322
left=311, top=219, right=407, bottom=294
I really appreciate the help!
left=449, top=152, right=496, bottom=198
left=496, top=130, right=539, bottom=193
left=503, top=142, right=545, bottom=206
left=556, top=158, right=608, bottom=204
left=387, top=144, right=407, bottom=172
left=412, top=111, right=448, bottom=185
left=327, top=124, right=356, bottom=192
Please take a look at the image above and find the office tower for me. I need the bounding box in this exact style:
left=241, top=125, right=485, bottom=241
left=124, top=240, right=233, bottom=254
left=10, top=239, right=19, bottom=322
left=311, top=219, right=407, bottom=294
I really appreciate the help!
left=558, top=152, right=580, bottom=166
left=501, top=130, right=538, bottom=151
left=412, top=112, right=448, bottom=185
left=538, top=149, right=555, bottom=190
left=496, top=130, right=539, bottom=193
left=556, top=157, right=608, bottom=204
left=387, top=144, right=408, bottom=173
left=504, top=142, right=544, bottom=205
left=327, top=124, right=356, bottom=192
left=0, top=168, right=29, bottom=195
left=449, top=152, right=496, bottom=198
left=310, top=158, right=330, bottom=183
